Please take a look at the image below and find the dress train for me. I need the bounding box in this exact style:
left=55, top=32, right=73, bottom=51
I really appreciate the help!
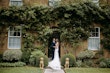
left=48, top=48, right=61, bottom=70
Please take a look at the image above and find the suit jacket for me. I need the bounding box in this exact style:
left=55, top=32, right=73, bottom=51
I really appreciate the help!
left=50, top=42, right=55, bottom=51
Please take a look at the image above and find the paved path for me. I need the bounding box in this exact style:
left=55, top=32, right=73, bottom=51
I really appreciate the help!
left=44, top=69, right=65, bottom=73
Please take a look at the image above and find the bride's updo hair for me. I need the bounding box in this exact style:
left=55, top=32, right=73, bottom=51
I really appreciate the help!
left=55, top=38, right=59, bottom=43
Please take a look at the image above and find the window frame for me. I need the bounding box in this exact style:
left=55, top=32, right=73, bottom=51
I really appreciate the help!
left=88, top=27, right=100, bottom=50
left=48, top=0, right=61, bottom=7
left=92, top=0, right=99, bottom=6
left=9, top=0, right=23, bottom=6
left=8, top=26, right=22, bottom=49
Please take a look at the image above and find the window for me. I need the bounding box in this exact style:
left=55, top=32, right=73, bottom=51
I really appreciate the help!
left=49, top=0, right=61, bottom=7
left=8, top=26, right=21, bottom=49
left=9, top=0, right=23, bottom=6
left=92, top=0, right=99, bottom=6
left=88, top=27, right=100, bottom=50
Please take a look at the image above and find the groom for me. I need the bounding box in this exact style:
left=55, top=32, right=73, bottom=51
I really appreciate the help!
left=50, top=38, right=56, bottom=60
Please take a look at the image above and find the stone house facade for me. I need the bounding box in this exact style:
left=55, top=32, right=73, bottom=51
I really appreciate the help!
left=0, top=0, right=110, bottom=58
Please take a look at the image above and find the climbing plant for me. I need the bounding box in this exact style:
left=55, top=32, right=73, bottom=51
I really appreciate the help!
left=0, top=2, right=110, bottom=55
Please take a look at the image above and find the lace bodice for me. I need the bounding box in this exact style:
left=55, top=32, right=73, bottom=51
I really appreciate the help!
left=55, top=42, right=59, bottom=50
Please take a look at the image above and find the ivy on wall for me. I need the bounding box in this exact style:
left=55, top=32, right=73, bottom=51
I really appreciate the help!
left=0, top=2, right=110, bottom=52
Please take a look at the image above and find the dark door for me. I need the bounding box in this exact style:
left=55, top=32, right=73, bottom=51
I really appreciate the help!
left=48, top=30, right=60, bottom=58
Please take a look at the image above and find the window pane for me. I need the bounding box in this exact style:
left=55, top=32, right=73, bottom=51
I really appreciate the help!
left=90, top=28, right=99, bottom=37
left=17, top=28, right=21, bottom=32
left=10, top=31, right=14, bottom=36
left=14, top=32, right=17, bottom=36
left=9, top=37, right=13, bottom=48
left=92, top=0, right=99, bottom=6
left=91, top=29, right=95, bottom=33
left=49, top=1, right=54, bottom=6
left=8, top=26, right=21, bottom=49
left=9, top=26, right=21, bottom=36
left=92, top=33, right=96, bottom=37
left=11, top=1, right=22, bottom=6
left=16, top=32, right=20, bottom=36
left=88, top=27, right=100, bottom=50
left=96, top=28, right=99, bottom=32
left=96, top=33, right=99, bottom=37
left=88, top=38, right=100, bottom=50
left=10, top=0, right=23, bottom=6
left=49, top=0, right=61, bottom=6
left=9, top=37, right=21, bottom=49
left=10, top=27, right=13, bottom=31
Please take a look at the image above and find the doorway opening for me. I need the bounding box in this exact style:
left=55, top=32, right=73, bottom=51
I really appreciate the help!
left=48, top=27, right=60, bottom=59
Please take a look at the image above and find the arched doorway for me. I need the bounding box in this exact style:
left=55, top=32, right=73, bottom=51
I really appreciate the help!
left=48, top=27, right=60, bottom=59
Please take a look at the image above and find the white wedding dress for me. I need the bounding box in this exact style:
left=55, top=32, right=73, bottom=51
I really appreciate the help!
left=48, top=43, right=61, bottom=70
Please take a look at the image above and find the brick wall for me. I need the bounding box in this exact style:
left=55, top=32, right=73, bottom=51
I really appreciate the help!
left=23, top=0, right=48, bottom=6
left=0, top=0, right=48, bottom=8
left=0, top=0, right=110, bottom=8
left=0, top=0, right=9, bottom=8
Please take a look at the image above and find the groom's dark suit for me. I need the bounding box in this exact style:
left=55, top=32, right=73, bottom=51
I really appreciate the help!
left=50, top=41, right=55, bottom=60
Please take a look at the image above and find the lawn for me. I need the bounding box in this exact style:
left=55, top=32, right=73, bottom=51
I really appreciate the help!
left=0, top=67, right=110, bottom=73
left=0, top=66, right=43, bottom=73
left=65, top=68, right=110, bottom=73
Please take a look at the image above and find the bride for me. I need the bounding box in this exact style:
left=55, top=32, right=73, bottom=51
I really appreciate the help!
left=48, top=39, right=61, bottom=70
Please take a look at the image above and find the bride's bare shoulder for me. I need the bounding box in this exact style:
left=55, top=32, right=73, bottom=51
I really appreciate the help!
left=56, top=42, right=59, bottom=46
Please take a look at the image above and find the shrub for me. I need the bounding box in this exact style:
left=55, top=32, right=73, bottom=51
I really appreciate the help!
left=94, top=50, right=104, bottom=59
left=29, top=57, right=35, bottom=66
left=21, top=50, right=31, bottom=64
left=61, top=53, right=76, bottom=67
left=76, top=60, right=93, bottom=67
left=3, top=50, right=22, bottom=62
left=97, top=57, right=110, bottom=68
left=106, top=58, right=110, bottom=68
left=0, top=62, right=26, bottom=67
left=77, top=50, right=95, bottom=60
left=35, top=45, right=45, bottom=53
left=80, top=63, right=89, bottom=67
left=30, top=50, right=44, bottom=58
left=76, top=60, right=82, bottom=67
left=97, top=57, right=106, bottom=63
left=29, top=50, right=48, bottom=67
left=99, top=61, right=107, bottom=68
left=84, top=60, right=93, bottom=67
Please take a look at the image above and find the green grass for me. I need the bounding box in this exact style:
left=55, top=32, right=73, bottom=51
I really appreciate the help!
left=0, top=67, right=110, bottom=73
left=65, top=68, right=110, bottom=73
left=0, top=66, right=43, bottom=73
